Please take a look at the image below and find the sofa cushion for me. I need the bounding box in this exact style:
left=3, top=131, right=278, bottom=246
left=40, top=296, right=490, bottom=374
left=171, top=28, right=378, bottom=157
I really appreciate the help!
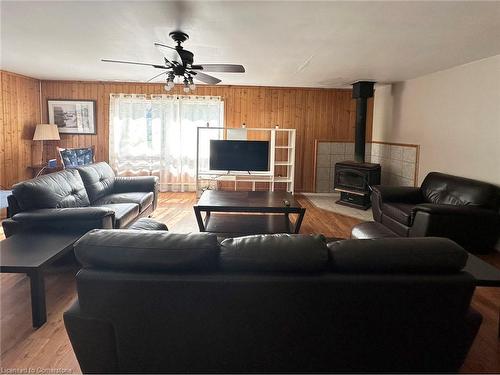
left=94, top=192, right=154, bottom=213
left=98, top=203, right=139, bottom=228
left=74, top=230, right=219, bottom=272
left=220, top=234, right=329, bottom=272
left=381, top=202, right=414, bottom=226
left=328, top=237, right=468, bottom=273
left=76, top=162, right=116, bottom=203
left=12, top=169, right=90, bottom=211
left=421, top=172, right=500, bottom=210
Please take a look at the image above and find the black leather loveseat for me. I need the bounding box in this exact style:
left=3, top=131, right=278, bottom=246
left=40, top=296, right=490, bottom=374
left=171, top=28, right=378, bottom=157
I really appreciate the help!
left=371, top=172, right=500, bottom=251
left=2, top=162, right=158, bottom=237
left=65, top=232, right=481, bottom=373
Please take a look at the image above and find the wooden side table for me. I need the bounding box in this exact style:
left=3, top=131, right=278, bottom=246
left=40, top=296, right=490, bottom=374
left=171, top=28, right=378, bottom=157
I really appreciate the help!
left=27, top=164, right=62, bottom=178
left=0, top=231, right=82, bottom=327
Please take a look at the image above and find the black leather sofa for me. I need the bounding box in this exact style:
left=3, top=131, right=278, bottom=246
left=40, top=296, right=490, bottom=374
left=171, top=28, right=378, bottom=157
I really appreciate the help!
left=371, top=172, right=500, bottom=251
left=65, top=231, right=481, bottom=373
left=2, top=162, right=158, bottom=237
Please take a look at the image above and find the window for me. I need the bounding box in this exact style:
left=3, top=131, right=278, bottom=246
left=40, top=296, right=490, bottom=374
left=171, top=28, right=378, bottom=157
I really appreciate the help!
left=109, top=94, right=224, bottom=191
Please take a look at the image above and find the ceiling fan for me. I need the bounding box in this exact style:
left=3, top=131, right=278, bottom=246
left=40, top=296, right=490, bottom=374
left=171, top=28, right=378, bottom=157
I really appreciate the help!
left=101, top=31, right=245, bottom=92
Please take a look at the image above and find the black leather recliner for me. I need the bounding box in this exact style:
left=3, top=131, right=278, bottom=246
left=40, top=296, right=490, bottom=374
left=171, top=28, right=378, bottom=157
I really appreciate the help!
left=372, top=172, right=500, bottom=251
left=64, top=232, right=481, bottom=373
left=2, top=162, right=159, bottom=237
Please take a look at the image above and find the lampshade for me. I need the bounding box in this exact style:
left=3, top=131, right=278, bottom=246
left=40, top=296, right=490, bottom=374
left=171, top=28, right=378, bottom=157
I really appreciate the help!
left=33, top=124, right=60, bottom=141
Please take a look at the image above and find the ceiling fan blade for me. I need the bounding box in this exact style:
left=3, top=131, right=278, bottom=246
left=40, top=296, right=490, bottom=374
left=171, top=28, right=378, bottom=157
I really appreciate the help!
left=191, top=64, right=245, bottom=73
left=190, top=71, right=221, bottom=85
left=101, top=59, right=167, bottom=69
left=147, top=70, right=169, bottom=83
left=154, top=43, right=182, bottom=63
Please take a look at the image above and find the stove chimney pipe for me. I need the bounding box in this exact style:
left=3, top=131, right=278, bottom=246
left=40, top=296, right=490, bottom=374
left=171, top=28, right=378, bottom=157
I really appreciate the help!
left=352, top=81, right=375, bottom=163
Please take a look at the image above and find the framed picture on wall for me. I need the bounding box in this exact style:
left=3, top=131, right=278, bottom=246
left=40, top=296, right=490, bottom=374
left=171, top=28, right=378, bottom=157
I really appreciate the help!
left=47, top=99, right=96, bottom=134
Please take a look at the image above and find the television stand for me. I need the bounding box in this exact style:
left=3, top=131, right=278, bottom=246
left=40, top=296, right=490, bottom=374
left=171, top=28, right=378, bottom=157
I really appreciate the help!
left=198, top=172, right=288, bottom=194
left=196, top=127, right=296, bottom=196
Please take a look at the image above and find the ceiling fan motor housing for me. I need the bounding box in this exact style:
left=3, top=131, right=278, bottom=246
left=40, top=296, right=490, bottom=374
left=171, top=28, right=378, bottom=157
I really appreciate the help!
left=173, top=64, right=186, bottom=76
left=178, top=49, right=194, bottom=66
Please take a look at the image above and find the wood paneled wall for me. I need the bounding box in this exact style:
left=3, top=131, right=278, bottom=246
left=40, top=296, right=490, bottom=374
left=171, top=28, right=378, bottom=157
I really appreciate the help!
left=40, top=81, right=373, bottom=192
left=0, top=71, right=41, bottom=189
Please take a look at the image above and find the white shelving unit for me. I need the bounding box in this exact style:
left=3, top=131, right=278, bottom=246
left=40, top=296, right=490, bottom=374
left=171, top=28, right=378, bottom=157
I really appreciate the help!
left=196, top=127, right=296, bottom=196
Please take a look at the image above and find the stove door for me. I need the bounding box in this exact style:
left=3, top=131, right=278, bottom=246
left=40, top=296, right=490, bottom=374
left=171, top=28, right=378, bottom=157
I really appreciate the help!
left=334, top=168, right=368, bottom=192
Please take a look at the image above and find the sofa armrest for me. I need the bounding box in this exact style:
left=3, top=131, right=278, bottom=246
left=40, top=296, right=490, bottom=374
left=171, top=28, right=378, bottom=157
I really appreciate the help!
left=64, top=300, right=119, bottom=373
left=9, top=207, right=115, bottom=234
left=12, top=207, right=115, bottom=222
left=410, top=204, right=500, bottom=251
left=2, top=218, right=19, bottom=238
left=412, top=203, right=498, bottom=217
left=7, top=194, right=21, bottom=217
left=371, top=185, right=423, bottom=222
left=372, top=185, right=423, bottom=203
left=114, top=176, right=158, bottom=193
left=114, top=176, right=159, bottom=210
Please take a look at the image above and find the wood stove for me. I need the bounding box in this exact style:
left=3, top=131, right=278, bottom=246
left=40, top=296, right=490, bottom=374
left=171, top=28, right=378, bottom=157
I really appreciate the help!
left=334, top=81, right=381, bottom=209
left=334, top=161, right=381, bottom=209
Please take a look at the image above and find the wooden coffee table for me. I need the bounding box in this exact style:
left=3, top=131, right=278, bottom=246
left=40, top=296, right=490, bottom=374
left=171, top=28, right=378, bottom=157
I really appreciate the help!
left=194, top=191, right=306, bottom=236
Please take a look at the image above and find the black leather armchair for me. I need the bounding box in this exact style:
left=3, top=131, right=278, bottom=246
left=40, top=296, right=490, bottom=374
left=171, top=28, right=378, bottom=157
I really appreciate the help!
left=2, top=162, right=159, bottom=237
left=372, top=172, right=500, bottom=251
left=64, top=232, right=481, bottom=373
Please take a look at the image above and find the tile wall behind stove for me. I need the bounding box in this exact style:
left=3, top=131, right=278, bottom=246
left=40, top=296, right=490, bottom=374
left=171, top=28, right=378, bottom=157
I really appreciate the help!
left=369, top=143, right=418, bottom=187
left=315, top=141, right=418, bottom=193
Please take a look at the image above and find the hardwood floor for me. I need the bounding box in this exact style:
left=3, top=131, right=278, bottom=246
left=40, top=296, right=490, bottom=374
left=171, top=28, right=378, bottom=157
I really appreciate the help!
left=0, top=192, right=499, bottom=373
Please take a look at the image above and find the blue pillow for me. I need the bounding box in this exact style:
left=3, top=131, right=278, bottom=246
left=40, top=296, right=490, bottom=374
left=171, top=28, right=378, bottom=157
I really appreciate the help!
left=60, top=147, right=94, bottom=168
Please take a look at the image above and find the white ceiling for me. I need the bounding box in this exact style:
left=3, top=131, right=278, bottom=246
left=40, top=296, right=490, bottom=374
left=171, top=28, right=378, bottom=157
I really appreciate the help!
left=1, top=1, right=500, bottom=88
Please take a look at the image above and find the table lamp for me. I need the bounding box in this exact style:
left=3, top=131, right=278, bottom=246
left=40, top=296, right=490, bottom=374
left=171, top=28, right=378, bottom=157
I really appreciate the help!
left=32, top=124, right=60, bottom=166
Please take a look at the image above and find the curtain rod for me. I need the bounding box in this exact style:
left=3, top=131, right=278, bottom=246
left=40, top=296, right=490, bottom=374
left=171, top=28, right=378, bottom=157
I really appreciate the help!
left=109, top=93, right=222, bottom=101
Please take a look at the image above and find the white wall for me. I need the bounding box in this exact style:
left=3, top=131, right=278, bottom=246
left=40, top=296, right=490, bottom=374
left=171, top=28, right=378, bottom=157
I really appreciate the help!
left=372, top=54, right=500, bottom=186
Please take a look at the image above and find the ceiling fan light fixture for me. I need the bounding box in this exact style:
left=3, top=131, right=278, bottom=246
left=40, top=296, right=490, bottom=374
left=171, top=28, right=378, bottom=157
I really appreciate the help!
left=183, top=78, right=191, bottom=93
left=164, top=75, right=175, bottom=91
left=167, top=74, right=175, bottom=88
left=188, top=77, right=196, bottom=91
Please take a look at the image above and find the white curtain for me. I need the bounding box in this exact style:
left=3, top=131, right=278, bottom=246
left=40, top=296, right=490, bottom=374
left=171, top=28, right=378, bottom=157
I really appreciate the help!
left=109, top=94, right=224, bottom=192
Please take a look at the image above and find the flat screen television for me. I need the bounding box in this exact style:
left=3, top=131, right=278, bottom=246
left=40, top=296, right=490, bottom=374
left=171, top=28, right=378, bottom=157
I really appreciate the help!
left=209, top=140, right=269, bottom=171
